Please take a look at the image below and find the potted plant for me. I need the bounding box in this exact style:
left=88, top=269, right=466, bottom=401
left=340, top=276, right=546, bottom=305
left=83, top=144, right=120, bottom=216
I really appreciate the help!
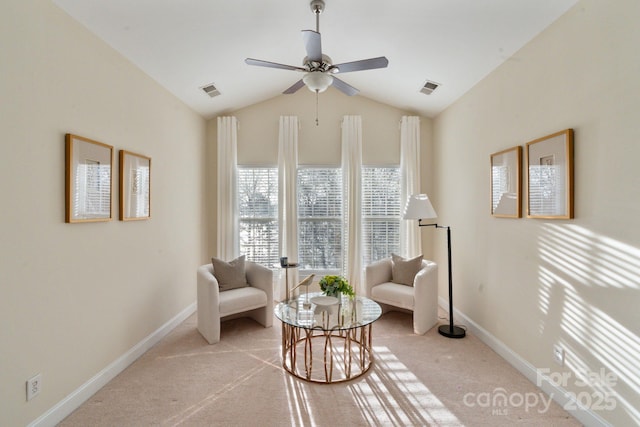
left=319, top=275, right=354, bottom=299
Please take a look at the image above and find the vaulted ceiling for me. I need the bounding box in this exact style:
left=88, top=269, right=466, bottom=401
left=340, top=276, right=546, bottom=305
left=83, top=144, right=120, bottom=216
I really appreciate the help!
left=52, top=0, right=577, bottom=119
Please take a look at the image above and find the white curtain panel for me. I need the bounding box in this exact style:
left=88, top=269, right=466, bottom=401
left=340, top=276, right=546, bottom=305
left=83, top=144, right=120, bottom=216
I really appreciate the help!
left=278, top=116, right=299, bottom=300
left=216, top=116, right=239, bottom=260
left=342, top=115, right=363, bottom=293
left=400, top=116, right=422, bottom=257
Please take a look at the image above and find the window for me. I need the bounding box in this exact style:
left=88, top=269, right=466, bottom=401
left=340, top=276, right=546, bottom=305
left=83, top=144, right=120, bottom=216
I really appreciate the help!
left=238, top=167, right=279, bottom=267
left=297, top=167, right=343, bottom=273
left=362, top=167, right=401, bottom=265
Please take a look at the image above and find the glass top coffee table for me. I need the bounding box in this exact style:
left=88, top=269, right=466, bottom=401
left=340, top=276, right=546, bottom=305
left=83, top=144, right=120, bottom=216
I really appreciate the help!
left=275, top=292, right=382, bottom=383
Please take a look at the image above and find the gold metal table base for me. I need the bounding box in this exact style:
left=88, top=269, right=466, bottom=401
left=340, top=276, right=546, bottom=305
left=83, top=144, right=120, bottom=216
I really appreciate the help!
left=280, top=322, right=374, bottom=383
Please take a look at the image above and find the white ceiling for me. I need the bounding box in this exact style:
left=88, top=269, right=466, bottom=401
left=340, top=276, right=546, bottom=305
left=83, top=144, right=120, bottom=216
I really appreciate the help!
left=52, top=0, right=577, bottom=119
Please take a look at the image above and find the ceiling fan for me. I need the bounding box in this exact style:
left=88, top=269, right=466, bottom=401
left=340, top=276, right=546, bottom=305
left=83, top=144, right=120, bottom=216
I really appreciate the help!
left=244, top=0, right=389, bottom=97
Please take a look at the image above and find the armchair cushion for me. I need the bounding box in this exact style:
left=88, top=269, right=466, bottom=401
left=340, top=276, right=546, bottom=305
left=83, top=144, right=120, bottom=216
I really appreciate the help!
left=211, top=255, right=248, bottom=291
left=218, top=287, right=267, bottom=318
left=370, top=282, right=414, bottom=310
left=391, top=253, right=423, bottom=286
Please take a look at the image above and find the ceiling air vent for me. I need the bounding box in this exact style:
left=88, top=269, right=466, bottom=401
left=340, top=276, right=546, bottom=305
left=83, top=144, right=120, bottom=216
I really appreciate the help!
left=420, top=80, right=440, bottom=95
left=201, top=83, right=220, bottom=98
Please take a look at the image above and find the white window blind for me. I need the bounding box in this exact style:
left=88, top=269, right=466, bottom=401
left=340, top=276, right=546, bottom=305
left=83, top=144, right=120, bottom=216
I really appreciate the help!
left=362, top=167, right=400, bottom=265
left=238, top=167, right=279, bottom=267
left=297, top=167, right=343, bottom=273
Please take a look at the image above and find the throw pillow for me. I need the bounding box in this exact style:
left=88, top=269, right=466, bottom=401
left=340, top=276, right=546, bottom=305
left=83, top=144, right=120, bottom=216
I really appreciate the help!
left=391, top=253, right=423, bottom=286
left=211, top=255, right=249, bottom=292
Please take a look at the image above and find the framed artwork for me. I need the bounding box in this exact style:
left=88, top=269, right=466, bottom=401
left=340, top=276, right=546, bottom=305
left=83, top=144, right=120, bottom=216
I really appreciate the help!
left=526, top=129, right=574, bottom=219
left=490, top=145, right=522, bottom=218
left=119, top=150, right=151, bottom=221
left=65, top=134, right=113, bottom=223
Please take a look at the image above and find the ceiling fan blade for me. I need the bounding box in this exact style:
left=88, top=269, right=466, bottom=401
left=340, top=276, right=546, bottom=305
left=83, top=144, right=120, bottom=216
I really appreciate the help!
left=245, top=58, right=306, bottom=72
left=331, top=77, right=359, bottom=96
left=301, top=30, right=322, bottom=63
left=283, top=79, right=306, bottom=94
left=332, top=56, right=389, bottom=74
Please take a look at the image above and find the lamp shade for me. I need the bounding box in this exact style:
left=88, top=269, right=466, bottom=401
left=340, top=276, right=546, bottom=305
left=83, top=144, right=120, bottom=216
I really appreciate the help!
left=303, top=71, right=333, bottom=93
left=403, top=194, right=438, bottom=220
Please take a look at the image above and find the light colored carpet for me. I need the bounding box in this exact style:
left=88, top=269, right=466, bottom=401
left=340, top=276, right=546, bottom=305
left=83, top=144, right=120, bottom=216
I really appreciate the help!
left=59, top=310, right=581, bottom=426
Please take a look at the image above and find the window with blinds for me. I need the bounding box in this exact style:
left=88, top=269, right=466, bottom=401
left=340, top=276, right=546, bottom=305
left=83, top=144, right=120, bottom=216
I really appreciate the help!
left=362, top=167, right=401, bottom=265
left=238, top=167, right=279, bottom=267
left=297, top=167, right=343, bottom=273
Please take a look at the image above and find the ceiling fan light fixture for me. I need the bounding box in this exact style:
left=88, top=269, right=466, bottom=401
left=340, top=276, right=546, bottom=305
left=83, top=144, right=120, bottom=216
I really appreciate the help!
left=303, top=71, right=333, bottom=92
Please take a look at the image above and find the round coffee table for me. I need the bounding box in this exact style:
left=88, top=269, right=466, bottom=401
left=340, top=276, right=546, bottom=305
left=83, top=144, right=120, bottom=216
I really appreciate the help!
left=275, top=292, right=382, bottom=383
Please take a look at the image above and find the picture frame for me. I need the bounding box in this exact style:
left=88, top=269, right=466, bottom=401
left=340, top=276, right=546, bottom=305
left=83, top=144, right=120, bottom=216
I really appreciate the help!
left=526, top=129, right=574, bottom=219
left=119, top=150, right=151, bottom=221
left=490, top=145, right=522, bottom=218
left=65, top=134, right=113, bottom=223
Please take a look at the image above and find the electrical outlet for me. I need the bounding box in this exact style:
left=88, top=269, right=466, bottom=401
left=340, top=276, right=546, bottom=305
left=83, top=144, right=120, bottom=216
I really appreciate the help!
left=553, top=345, right=565, bottom=366
left=26, top=374, right=42, bottom=401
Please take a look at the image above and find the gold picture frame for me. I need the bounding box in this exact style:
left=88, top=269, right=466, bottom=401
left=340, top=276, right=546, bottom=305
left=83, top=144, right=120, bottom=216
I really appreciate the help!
left=65, top=134, right=113, bottom=223
left=490, top=145, right=522, bottom=218
left=526, top=129, right=574, bottom=219
left=119, top=150, right=151, bottom=221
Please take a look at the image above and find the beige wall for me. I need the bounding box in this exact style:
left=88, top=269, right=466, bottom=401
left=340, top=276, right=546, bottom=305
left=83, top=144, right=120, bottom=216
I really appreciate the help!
left=0, top=2, right=206, bottom=426
left=207, top=88, right=434, bottom=259
left=433, top=0, right=640, bottom=424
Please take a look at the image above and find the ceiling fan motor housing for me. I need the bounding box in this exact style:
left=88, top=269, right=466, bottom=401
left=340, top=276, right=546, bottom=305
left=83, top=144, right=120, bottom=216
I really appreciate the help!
left=303, top=54, right=333, bottom=72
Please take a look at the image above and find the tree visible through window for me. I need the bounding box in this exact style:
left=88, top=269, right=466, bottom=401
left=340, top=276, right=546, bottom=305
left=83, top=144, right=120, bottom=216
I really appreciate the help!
left=362, top=167, right=400, bottom=265
left=238, top=167, right=279, bottom=267
left=297, top=167, right=343, bottom=273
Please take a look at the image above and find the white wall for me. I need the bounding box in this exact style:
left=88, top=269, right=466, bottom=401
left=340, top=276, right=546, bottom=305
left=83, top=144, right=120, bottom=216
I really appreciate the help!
left=207, top=88, right=434, bottom=259
left=0, top=2, right=206, bottom=425
left=433, top=0, right=640, bottom=424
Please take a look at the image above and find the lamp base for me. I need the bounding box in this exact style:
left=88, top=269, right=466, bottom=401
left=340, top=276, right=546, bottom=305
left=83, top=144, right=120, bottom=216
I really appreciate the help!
left=438, top=324, right=466, bottom=339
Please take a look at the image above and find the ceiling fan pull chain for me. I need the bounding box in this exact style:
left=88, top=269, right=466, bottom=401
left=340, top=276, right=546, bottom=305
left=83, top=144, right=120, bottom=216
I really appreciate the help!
left=315, top=90, right=320, bottom=126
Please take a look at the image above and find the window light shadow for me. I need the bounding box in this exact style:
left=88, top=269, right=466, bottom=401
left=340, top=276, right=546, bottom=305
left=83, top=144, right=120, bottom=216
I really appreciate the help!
left=349, top=346, right=462, bottom=426
left=282, top=345, right=462, bottom=426
left=537, top=223, right=640, bottom=424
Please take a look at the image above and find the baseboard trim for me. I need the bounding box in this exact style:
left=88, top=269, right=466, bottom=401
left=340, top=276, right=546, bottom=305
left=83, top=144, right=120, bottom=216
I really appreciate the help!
left=438, top=297, right=611, bottom=427
left=28, top=302, right=197, bottom=427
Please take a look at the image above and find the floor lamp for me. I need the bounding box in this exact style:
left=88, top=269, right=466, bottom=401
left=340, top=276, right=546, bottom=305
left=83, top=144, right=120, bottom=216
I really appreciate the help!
left=403, top=194, right=466, bottom=339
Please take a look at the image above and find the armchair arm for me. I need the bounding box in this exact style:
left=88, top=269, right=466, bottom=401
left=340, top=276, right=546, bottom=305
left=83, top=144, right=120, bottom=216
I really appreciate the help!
left=364, top=258, right=393, bottom=297
left=412, top=260, right=438, bottom=335
left=413, top=260, right=437, bottom=294
left=246, top=261, right=274, bottom=302
left=197, top=264, right=221, bottom=344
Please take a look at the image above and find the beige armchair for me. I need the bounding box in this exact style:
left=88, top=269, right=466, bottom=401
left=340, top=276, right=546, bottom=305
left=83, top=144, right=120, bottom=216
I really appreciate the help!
left=364, top=258, right=438, bottom=335
left=197, top=261, right=273, bottom=344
